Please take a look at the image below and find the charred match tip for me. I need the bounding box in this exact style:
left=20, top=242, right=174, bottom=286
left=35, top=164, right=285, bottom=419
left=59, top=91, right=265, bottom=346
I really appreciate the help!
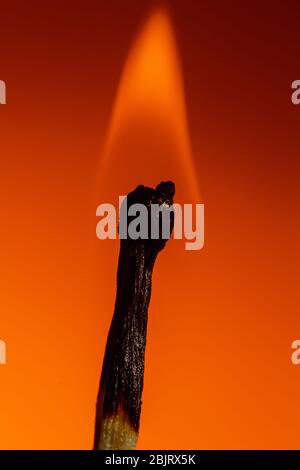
left=93, top=181, right=175, bottom=450
left=126, top=180, right=175, bottom=213
left=127, top=180, right=175, bottom=206
left=154, top=180, right=175, bottom=204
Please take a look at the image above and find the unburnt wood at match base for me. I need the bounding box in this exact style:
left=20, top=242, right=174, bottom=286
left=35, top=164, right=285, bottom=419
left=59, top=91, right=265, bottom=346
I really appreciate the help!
left=93, top=181, right=175, bottom=450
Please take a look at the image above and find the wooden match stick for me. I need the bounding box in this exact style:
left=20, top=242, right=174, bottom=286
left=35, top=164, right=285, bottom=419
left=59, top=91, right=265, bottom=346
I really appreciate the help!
left=93, top=181, right=175, bottom=450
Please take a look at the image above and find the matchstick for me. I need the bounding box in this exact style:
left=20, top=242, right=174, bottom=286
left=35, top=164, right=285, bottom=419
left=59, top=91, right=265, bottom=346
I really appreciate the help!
left=93, top=181, right=175, bottom=450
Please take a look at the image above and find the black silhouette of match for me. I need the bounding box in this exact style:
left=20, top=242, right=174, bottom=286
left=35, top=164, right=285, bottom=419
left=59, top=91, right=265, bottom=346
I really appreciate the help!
left=94, top=181, right=175, bottom=450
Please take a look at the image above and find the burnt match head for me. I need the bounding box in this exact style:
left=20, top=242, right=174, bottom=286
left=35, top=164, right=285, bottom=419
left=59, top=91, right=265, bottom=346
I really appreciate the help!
left=126, top=181, right=175, bottom=207
left=153, top=181, right=175, bottom=207
left=122, top=181, right=176, bottom=254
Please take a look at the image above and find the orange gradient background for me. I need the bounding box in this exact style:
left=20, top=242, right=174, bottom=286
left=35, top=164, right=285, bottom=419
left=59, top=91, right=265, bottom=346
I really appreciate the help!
left=0, top=0, right=300, bottom=449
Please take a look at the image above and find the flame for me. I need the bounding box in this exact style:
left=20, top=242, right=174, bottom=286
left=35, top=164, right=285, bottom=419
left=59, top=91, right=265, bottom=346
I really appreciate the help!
left=98, top=7, right=199, bottom=202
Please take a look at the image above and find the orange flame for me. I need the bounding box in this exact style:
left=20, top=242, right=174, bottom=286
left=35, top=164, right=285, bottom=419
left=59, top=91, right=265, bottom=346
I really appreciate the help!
left=98, top=6, right=200, bottom=202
